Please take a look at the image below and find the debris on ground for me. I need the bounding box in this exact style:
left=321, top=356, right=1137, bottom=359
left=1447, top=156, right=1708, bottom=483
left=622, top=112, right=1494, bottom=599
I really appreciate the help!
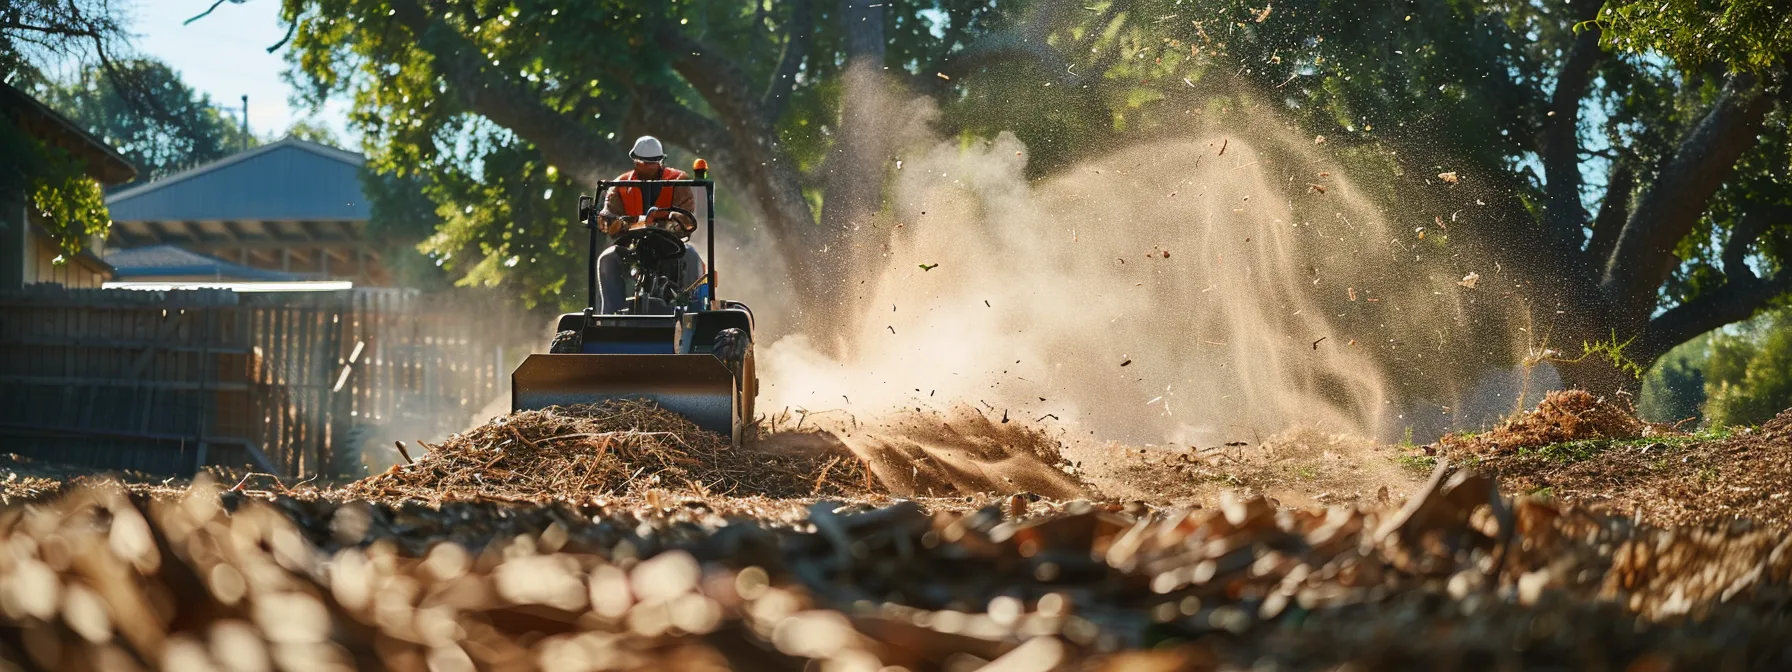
left=2, top=470, right=1791, bottom=670
left=1441, top=389, right=1664, bottom=453
left=345, top=400, right=879, bottom=503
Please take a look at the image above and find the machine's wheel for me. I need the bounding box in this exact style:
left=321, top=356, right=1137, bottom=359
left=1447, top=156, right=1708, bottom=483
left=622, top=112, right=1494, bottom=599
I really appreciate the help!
left=549, top=329, right=582, bottom=354
left=742, top=346, right=757, bottom=429
left=712, top=327, right=755, bottom=439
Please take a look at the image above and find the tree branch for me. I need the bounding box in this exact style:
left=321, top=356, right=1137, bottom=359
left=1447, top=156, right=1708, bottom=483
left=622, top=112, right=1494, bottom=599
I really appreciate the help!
left=1642, top=268, right=1792, bottom=363
left=1722, top=204, right=1790, bottom=280
left=1539, top=1, right=1605, bottom=252
left=386, top=0, right=625, bottom=185
left=760, top=0, right=814, bottom=122
left=1584, top=163, right=1631, bottom=267
left=1599, top=73, right=1776, bottom=311
left=653, top=24, right=819, bottom=257
left=625, top=87, right=740, bottom=170
left=183, top=0, right=236, bottom=26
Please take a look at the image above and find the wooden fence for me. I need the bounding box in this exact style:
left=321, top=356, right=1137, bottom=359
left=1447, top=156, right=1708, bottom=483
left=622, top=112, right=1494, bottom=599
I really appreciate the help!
left=0, top=286, right=531, bottom=477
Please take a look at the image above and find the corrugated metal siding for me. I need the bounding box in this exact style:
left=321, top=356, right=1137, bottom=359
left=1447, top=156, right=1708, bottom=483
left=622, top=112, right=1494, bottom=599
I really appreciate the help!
left=108, top=145, right=371, bottom=222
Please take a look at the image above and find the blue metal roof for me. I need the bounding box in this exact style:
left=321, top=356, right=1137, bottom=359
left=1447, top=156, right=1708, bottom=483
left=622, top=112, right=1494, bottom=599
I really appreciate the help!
left=105, top=245, right=302, bottom=281
left=105, top=139, right=370, bottom=222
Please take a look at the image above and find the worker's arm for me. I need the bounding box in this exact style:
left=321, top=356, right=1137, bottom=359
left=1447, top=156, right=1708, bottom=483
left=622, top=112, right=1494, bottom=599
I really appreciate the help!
left=595, top=187, right=630, bottom=236
left=666, top=185, right=697, bottom=234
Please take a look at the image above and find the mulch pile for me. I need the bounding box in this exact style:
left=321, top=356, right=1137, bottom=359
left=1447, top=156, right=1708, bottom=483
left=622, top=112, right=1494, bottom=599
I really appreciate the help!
left=345, top=400, right=879, bottom=503
left=4, top=471, right=1792, bottom=670
left=1440, top=389, right=1666, bottom=453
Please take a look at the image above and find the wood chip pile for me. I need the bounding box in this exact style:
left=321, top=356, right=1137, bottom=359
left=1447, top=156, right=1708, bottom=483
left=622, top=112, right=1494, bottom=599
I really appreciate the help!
left=2, top=469, right=1790, bottom=670
left=1442, top=389, right=1666, bottom=452
left=345, top=401, right=877, bottom=502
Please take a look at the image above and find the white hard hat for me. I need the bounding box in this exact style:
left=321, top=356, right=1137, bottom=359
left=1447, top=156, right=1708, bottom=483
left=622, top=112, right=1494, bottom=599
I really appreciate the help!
left=629, top=136, right=664, bottom=161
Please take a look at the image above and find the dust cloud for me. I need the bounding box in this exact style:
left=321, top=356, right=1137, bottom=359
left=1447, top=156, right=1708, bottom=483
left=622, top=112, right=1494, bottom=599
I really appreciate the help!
left=759, top=129, right=1462, bottom=448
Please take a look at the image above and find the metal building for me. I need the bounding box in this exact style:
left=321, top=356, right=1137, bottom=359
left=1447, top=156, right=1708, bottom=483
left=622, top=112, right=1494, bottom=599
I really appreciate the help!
left=104, top=138, right=389, bottom=286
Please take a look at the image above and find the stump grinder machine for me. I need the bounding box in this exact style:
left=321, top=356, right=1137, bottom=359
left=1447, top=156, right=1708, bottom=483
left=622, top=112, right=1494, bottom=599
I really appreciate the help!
left=511, top=161, right=757, bottom=444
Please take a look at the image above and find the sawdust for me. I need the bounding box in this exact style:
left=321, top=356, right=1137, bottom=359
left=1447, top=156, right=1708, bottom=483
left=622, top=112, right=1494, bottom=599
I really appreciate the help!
left=347, top=400, right=879, bottom=503
left=1079, top=427, right=1424, bottom=509
left=755, top=405, right=1091, bottom=499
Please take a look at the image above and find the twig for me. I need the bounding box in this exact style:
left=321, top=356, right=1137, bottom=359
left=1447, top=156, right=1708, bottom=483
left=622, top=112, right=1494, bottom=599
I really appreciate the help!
left=813, top=456, right=842, bottom=495
left=508, top=425, right=540, bottom=451
left=229, top=472, right=289, bottom=494
left=393, top=441, right=414, bottom=464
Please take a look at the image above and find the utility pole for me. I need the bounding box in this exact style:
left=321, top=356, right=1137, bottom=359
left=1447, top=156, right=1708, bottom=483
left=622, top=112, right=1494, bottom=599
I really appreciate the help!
left=240, top=95, right=250, bottom=151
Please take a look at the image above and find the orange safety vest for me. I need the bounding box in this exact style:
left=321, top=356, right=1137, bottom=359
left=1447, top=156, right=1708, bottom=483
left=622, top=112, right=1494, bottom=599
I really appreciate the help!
left=615, top=167, right=687, bottom=217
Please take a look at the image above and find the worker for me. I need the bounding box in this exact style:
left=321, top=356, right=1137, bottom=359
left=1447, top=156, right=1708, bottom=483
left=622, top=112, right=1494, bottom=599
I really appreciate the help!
left=595, top=135, right=704, bottom=313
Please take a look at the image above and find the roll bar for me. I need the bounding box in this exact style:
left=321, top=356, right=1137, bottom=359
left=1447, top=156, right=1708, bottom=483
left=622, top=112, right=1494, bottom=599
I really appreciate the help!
left=581, top=177, right=719, bottom=311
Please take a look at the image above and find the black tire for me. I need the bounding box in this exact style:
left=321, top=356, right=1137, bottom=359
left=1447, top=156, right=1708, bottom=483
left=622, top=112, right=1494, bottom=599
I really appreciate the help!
left=549, top=329, right=582, bottom=354
left=711, top=327, right=755, bottom=437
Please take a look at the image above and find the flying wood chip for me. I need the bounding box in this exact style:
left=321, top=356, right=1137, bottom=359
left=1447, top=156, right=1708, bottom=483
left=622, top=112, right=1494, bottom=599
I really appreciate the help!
left=1438, top=171, right=1460, bottom=184
left=1459, top=272, right=1480, bottom=289
left=919, top=263, right=939, bottom=271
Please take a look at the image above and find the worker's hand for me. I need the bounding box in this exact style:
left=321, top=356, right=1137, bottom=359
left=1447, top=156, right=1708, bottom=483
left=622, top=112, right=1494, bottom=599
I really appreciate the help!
left=599, top=216, right=629, bottom=236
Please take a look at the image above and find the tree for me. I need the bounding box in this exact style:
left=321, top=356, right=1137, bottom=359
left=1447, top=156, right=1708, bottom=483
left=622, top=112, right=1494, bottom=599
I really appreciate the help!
left=1594, top=0, right=1792, bottom=75
left=2, top=0, right=133, bottom=87
left=42, top=59, right=256, bottom=184
left=1703, top=306, right=1792, bottom=427
left=1638, top=337, right=1708, bottom=424
left=282, top=118, right=340, bottom=145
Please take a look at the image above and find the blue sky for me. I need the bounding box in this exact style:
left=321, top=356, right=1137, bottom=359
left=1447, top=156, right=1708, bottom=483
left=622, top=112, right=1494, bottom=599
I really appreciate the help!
left=129, top=0, right=356, bottom=146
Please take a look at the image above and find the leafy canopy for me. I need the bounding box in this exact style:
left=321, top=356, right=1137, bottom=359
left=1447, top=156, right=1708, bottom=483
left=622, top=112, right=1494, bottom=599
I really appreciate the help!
left=1592, top=0, right=1792, bottom=74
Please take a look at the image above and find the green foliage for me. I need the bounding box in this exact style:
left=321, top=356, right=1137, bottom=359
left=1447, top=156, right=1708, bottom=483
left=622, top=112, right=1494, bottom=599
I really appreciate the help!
left=1518, top=426, right=1733, bottom=463
left=0, top=119, right=110, bottom=256
left=409, top=128, right=584, bottom=309
left=1394, top=453, right=1437, bottom=474
left=1591, top=0, right=1792, bottom=74
left=1581, top=331, right=1647, bottom=379
left=26, top=142, right=110, bottom=256
left=1638, top=336, right=1709, bottom=423
left=39, top=59, right=256, bottom=183
left=1704, top=307, right=1792, bottom=427
left=283, top=119, right=342, bottom=146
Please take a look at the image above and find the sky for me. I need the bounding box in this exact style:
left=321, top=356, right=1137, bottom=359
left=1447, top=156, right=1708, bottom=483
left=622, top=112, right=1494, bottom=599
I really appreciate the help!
left=129, top=0, right=357, bottom=147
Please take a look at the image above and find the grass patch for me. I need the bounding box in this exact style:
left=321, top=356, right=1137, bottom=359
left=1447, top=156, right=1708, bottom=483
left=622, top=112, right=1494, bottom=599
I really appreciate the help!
left=1518, top=427, right=1734, bottom=463
left=1395, top=454, right=1437, bottom=474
